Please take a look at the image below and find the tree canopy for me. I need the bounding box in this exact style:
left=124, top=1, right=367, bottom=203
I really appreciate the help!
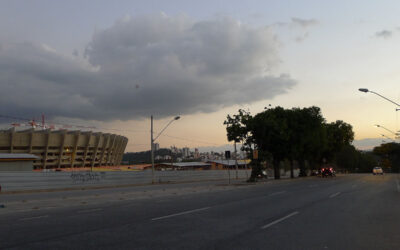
left=224, top=106, right=356, bottom=181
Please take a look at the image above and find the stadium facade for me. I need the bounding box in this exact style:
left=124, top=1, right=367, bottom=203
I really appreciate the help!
left=0, top=128, right=128, bottom=169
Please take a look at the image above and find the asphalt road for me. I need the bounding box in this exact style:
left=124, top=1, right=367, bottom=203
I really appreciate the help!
left=0, top=174, right=399, bottom=250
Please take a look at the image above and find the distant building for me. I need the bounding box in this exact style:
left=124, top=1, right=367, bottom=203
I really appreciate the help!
left=207, top=160, right=250, bottom=170
left=0, top=153, right=39, bottom=171
left=0, top=128, right=128, bottom=169
left=182, top=147, right=190, bottom=158
left=170, top=146, right=179, bottom=154
left=194, top=148, right=200, bottom=158
left=157, top=162, right=211, bottom=170
left=154, top=143, right=160, bottom=151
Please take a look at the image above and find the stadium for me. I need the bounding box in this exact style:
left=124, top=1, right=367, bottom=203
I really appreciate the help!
left=0, top=128, right=128, bottom=169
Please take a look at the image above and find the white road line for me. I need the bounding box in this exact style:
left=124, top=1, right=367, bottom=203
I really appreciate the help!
left=268, top=191, right=286, bottom=196
left=77, top=208, right=103, bottom=214
left=308, top=184, right=318, bottom=188
left=151, top=207, right=211, bottom=221
left=261, top=211, right=299, bottom=229
left=19, top=215, right=49, bottom=221
left=329, top=192, right=341, bottom=198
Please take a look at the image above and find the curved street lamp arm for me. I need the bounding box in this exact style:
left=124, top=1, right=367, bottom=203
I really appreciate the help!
left=381, top=134, right=395, bottom=142
left=376, top=125, right=398, bottom=135
left=369, top=91, right=400, bottom=107
left=153, top=119, right=176, bottom=142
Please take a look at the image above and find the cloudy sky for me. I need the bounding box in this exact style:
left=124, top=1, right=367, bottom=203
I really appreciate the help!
left=1, top=0, right=400, bottom=151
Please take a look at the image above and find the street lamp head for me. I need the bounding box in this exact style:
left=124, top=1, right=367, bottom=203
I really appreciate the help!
left=375, top=124, right=380, bottom=127
left=358, top=88, right=369, bottom=93
left=174, top=116, right=181, bottom=120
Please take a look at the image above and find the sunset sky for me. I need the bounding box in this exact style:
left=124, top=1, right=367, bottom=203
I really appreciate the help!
left=1, top=0, right=400, bottom=152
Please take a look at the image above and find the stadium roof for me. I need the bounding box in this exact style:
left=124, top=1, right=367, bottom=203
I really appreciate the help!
left=0, top=153, right=39, bottom=161
left=207, top=160, right=249, bottom=166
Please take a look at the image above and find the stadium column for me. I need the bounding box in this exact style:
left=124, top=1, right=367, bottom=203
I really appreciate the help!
left=106, top=135, right=116, bottom=166
left=57, top=130, right=67, bottom=168
left=28, top=128, right=34, bottom=153
left=112, top=136, right=123, bottom=166
left=9, top=127, right=15, bottom=153
left=71, top=131, right=80, bottom=168
left=43, top=129, right=51, bottom=169
left=82, top=131, right=92, bottom=167
left=115, top=138, right=124, bottom=166
left=91, top=133, right=101, bottom=169
left=99, top=134, right=110, bottom=167
left=119, top=138, right=128, bottom=164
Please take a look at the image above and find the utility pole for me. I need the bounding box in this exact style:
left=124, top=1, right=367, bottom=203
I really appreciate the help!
left=150, top=115, right=180, bottom=184
left=151, top=115, right=155, bottom=184
left=234, top=141, right=238, bottom=179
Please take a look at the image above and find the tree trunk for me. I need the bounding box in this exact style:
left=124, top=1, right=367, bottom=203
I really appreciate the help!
left=274, top=159, right=280, bottom=179
left=299, top=159, right=307, bottom=177
left=249, top=159, right=261, bottom=182
left=290, top=159, right=294, bottom=178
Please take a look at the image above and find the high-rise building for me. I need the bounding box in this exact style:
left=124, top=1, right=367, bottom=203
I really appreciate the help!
left=194, top=148, right=200, bottom=158
left=182, top=147, right=190, bottom=158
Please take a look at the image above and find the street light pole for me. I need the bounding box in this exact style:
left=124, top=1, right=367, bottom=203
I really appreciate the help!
left=150, top=115, right=180, bottom=184
left=381, top=134, right=395, bottom=142
left=359, top=88, right=400, bottom=110
left=151, top=115, right=155, bottom=184
left=375, top=124, right=400, bottom=136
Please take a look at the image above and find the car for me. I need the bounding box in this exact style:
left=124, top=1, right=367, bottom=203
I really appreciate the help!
left=373, top=167, right=384, bottom=175
left=321, top=167, right=335, bottom=177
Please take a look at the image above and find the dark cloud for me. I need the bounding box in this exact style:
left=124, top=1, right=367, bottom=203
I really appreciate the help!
left=0, top=14, right=296, bottom=121
left=375, top=29, right=392, bottom=39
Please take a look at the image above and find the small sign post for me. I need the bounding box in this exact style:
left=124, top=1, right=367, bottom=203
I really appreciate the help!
left=225, top=151, right=231, bottom=184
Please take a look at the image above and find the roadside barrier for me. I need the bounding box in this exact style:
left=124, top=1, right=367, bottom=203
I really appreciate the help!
left=0, top=170, right=252, bottom=192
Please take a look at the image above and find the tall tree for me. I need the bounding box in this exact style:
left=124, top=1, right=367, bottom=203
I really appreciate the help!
left=324, top=120, right=354, bottom=162
left=373, top=142, right=400, bottom=172
left=288, top=107, right=327, bottom=176
left=249, top=107, right=291, bottom=179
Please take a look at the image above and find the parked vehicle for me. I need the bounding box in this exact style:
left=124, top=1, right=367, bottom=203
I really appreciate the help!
left=373, top=167, right=384, bottom=175
left=321, top=167, right=335, bottom=178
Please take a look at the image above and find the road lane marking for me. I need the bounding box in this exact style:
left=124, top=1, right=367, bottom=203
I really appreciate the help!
left=308, top=184, right=318, bottom=188
left=261, top=211, right=299, bottom=229
left=19, top=215, right=48, bottom=221
left=268, top=191, right=286, bottom=196
left=329, top=192, right=341, bottom=198
left=151, top=207, right=211, bottom=221
left=77, top=208, right=103, bottom=214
